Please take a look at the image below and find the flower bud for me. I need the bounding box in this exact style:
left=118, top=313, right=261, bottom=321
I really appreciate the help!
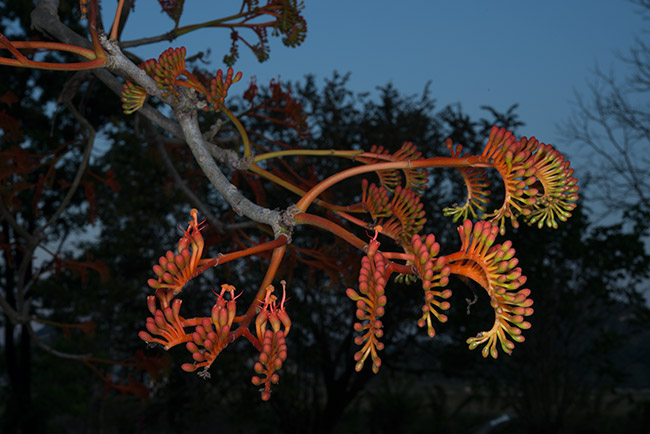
left=181, top=363, right=197, bottom=372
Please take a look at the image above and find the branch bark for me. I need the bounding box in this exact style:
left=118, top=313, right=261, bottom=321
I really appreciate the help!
left=31, top=0, right=294, bottom=238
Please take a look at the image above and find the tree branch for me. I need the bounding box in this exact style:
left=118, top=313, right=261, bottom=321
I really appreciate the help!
left=27, top=322, right=92, bottom=360
left=31, top=0, right=292, bottom=238
left=36, top=101, right=95, bottom=236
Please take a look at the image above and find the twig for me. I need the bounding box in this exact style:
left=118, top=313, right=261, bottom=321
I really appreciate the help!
left=36, top=102, right=95, bottom=236
left=27, top=322, right=92, bottom=360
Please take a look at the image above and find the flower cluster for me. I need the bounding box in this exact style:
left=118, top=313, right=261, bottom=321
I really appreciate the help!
left=452, top=220, right=533, bottom=358
left=410, top=234, right=451, bottom=338
left=133, top=123, right=576, bottom=398
left=252, top=283, right=291, bottom=400
left=120, top=48, right=242, bottom=114
left=181, top=284, right=239, bottom=377
left=147, top=209, right=209, bottom=305
left=346, top=237, right=387, bottom=373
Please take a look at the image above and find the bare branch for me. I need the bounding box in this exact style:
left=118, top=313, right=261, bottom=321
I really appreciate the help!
left=36, top=102, right=95, bottom=236
left=172, top=99, right=285, bottom=235
left=27, top=322, right=92, bottom=360
left=29, top=0, right=291, bottom=238
left=31, top=0, right=185, bottom=139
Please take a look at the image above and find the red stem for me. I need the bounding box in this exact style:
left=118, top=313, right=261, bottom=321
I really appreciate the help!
left=445, top=259, right=490, bottom=290
left=334, top=210, right=372, bottom=230
left=88, top=0, right=106, bottom=60
left=230, top=241, right=287, bottom=341
left=294, top=212, right=367, bottom=251
left=242, top=328, right=261, bottom=351
left=110, top=0, right=126, bottom=40
left=198, top=236, right=287, bottom=271
left=385, top=260, right=413, bottom=276
left=296, top=155, right=492, bottom=213
left=382, top=252, right=414, bottom=262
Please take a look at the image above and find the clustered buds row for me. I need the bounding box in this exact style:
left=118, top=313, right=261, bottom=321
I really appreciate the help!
left=410, top=234, right=451, bottom=338
left=443, top=139, right=490, bottom=221
left=138, top=296, right=187, bottom=350
left=362, top=182, right=426, bottom=248
left=357, top=142, right=429, bottom=194
left=181, top=284, right=239, bottom=377
left=147, top=209, right=206, bottom=305
left=252, top=283, right=291, bottom=400
left=444, top=126, right=579, bottom=236
left=120, top=46, right=242, bottom=114
left=346, top=244, right=387, bottom=374
left=456, top=220, right=533, bottom=358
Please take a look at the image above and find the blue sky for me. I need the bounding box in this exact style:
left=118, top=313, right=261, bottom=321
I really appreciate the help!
left=119, top=0, right=646, bottom=156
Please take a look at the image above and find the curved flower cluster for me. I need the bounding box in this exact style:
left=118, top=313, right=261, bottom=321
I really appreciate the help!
left=410, top=234, right=451, bottom=338
left=444, top=127, right=579, bottom=235
left=361, top=179, right=390, bottom=220
left=357, top=142, right=428, bottom=194
left=525, top=140, right=579, bottom=229
left=181, top=284, right=239, bottom=377
left=119, top=47, right=242, bottom=114
left=443, top=138, right=490, bottom=222
left=138, top=296, right=189, bottom=350
left=382, top=186, right=427, bottom=247
left=147, top=209, right=208, bottom=306
left=451, top=219, right=533, bottom=358
left=391, top=142, right=429, bottom=194
left=152, top=47, right=188, bottom=99
left=346, top=241, right=387, bottom=373
left=205, top=67, right=243, bottom=110
left=362, top=183, right=426, bottom=249
left=482, top=127, right=539, bottom=234
left=120, top=79, right=148, bottom=115
left=486, top=127, right=580, bottom=234
left=252, top=283, right=291, bottom=400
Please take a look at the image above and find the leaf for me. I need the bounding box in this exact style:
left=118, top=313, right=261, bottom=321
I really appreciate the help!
left=0, top=110, right=23, bottom=142
left=0, top=90, right=19, bottom=106
left=157, top=0, right=185, bottom=27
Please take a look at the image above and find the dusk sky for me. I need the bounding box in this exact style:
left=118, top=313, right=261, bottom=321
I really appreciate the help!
left=120, top=1, right=646, bottom=168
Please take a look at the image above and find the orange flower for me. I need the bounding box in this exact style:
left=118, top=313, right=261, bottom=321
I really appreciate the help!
left=147, top=209, right=210, bottom=307
left=251, top=282, right=291, bottom=400
left=347, top=236, right=387, bottom=374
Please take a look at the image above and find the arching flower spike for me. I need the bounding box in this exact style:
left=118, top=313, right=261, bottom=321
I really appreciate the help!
left=448, top=219, right=533, bottom=358
left=147, top=209, right=212, bottom=306
left=252, top=282, right=291, bottom=400
left=346, top=233, right=387, bottom=373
